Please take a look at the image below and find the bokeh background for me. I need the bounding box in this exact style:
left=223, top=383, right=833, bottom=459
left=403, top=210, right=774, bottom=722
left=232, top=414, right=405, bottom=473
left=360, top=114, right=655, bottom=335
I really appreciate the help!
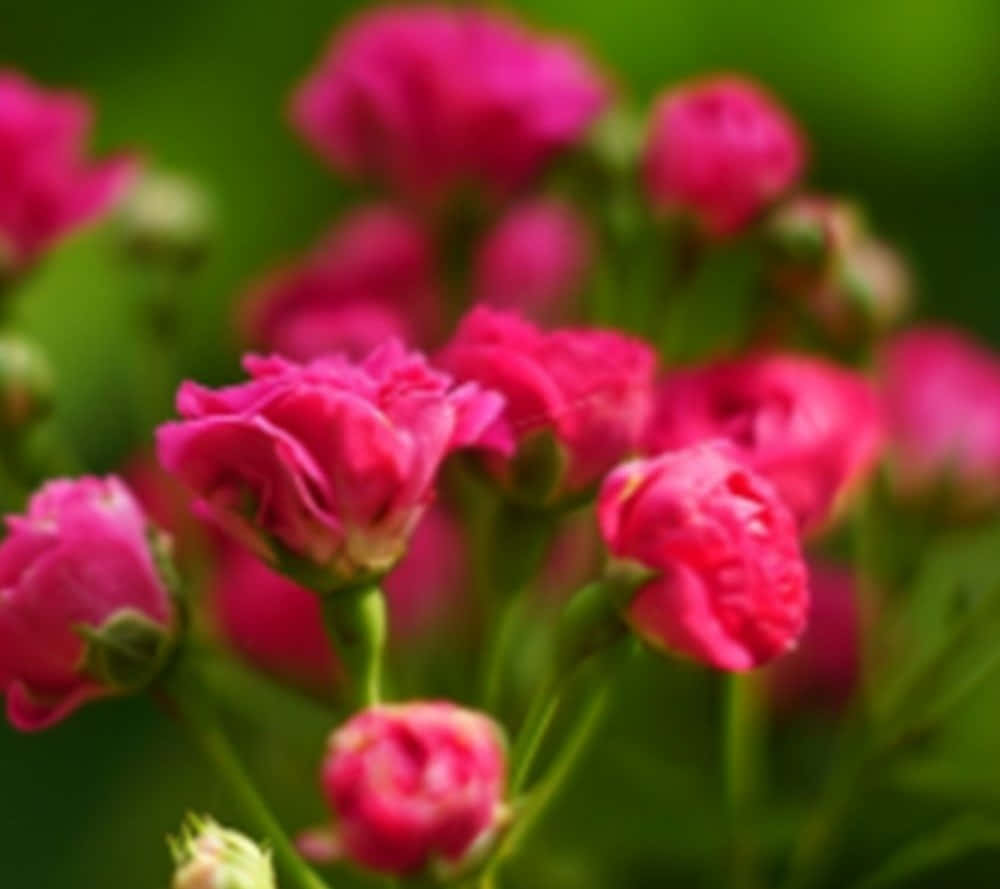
left=3, top=1, right=1000, bottom=886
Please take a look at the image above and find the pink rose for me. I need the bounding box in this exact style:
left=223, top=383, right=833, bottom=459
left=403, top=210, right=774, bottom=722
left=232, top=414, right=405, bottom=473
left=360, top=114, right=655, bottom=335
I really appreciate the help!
left=0, top=70, right=137, bottom=268
left=212, top=542, right=338, bottom=692
left=644, top=353, right=883, bottom=534
left=880, top=327, right=1000, bottom=506
left=156, top=342, right=506, bottom=585
left=474, top=198, right=592, bottom=322
left=318, top=701, right=507, bottom=875
left=439, top=307, right=656, bottom=504
left=642, top=76, right=805, bottom=237
left=290, top=6, right=608, bottom=198
left=598, top=443, right=808, bottom=670
left=0, top=476, right=174, bottom=730
left=768, top=560, right=859, bottom=711
left=242, top=206, right=442, bottom=362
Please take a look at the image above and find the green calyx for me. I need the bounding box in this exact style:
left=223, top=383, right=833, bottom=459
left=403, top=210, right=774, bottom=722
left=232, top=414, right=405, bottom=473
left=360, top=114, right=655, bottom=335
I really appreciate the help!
left=170, top=814, right=276, bottom=889
left=77, top=608, right=176, bottom=693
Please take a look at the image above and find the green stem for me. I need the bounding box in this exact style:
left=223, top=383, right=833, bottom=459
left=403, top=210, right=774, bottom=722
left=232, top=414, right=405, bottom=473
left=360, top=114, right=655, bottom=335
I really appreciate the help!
left=509, top=678, right=563, bottom=795
left=161, top=652, right=331, bottom=889
left=724, top=674, right=762, bottom=889
left=320, top=583, right=387, bottom=709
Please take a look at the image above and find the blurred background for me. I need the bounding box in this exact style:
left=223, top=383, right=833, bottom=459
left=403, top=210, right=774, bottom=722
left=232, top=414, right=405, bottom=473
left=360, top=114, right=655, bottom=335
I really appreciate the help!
left=2, top=1, right=1000, bottom=886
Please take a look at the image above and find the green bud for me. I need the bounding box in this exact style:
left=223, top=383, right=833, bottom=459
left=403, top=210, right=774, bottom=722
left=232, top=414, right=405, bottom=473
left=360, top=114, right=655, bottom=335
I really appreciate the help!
left=170, top=815, right=275, bottom=889
left=119, top=171, right=214, bottom=270
left=77, top=608, right=175, bottom=692
left=0, top=335, right=54, bottom=430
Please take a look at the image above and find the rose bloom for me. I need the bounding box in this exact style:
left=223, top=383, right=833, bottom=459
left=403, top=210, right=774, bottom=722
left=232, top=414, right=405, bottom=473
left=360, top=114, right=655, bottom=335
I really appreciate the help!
left=242, top=206, right=442, bottom=362
left=318, top=702, right=507, bottom=876
left=290, top=5, right=608, bottom=198
left=599, top=442, right=808, bottom=671
left=0, top=70, right=136, bottom=268
left=768, top=560, right=859, bottom=711
left=644, top=353, right=883, bottom=534
left=880, top=326, right=1000, bottom=507
left=0, top=476, right=173, bottom=730
left=156, top=342, right=506, bottom=585
left=439, top=306, right=656, bottom=504
left=643, top=75, right=805, bottom=237
left=474, top=198, right=592, bottom=323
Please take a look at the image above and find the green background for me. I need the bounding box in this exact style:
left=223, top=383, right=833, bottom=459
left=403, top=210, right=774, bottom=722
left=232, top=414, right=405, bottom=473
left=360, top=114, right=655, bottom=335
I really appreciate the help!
left=2, top=1, right=1000, bottom=886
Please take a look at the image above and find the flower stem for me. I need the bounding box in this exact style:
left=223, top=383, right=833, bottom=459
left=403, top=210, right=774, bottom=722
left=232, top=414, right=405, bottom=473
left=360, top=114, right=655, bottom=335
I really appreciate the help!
left=724, top=673, right=763, bottom=889
left=161, top=651, right=331, bottom=889
left=320, top=583, right=387, bottom=709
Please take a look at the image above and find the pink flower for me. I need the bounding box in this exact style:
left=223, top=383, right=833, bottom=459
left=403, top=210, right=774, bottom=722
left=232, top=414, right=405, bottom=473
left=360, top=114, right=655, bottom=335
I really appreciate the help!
left=0, top=70, right=137, bottom=268
left=768, top=560, right=859, bottom=711
left=474, top=198, right=592, bottom=322
left=384, top=502, right=467, bottom=638
left=156, top=342, right=506, bottom=585
left=212, top=542, right=338, bottom=691
left=644, top=354, right=883, bottom=534
left=242, top=206, right=442, bottom=362
left=290, top=6, right=609, bottom=198
left=880, top=327, right=1000, bottom=505
left=598, top=443, right=808, bottom=670
left=0, top=476, right=174, bottom=730
left=318, top=701, right=507, bottom=875
left=642, top=76, right=805, bottom=237
left=439, top=307, right=656, bottom=503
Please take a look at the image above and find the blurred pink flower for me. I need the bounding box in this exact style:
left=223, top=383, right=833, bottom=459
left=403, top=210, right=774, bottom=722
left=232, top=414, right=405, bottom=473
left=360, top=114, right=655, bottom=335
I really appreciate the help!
left=157, top=343, right=506, bottom=586
left=0, top=477, right=173, bottom=730
left=290, top=5, right=609, bottom=199
left=768, top=560, right=859, bottom=711
left=598, top=442, right=808, bottom=671
left=644, top=353, right=883, bottom=534
left=440, top=307, right=656, bottom=504
left=242, top=205, right=442, bottom=361
left=0, top=70, right=137, bottom=268
left=317, top=701, right=507, bottom=875
left=474, top=198, right=592, bottom=322
left=643, top=75, right=805, bottom=237
left=881, top=326, right=1000, bottom=506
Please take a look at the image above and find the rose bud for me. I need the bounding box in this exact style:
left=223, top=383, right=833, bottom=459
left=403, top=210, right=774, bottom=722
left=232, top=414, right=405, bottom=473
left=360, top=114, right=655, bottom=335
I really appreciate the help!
left=765, top=195, right=864, bottom=277
left=313, top=702, right=508, bottom=877
left=241, top=205, right=441, bottom=362
left=156, top=342, right=506, bottom=588
left=598, top=443, right=808, bottom=670
left=439, top=306, right=656, bottom=507
left=0, top=69, right=137, bottom=270
left=290, top=6, right=608, bottom=199
left=644, top=353, right=883, bottom=534
left=0, top=334, right=54, bottom=430
left=0, top=476, right=176, bottom=730
left=474, top=198, right=593, bottom=323
left=642, top=75, right=806, bottom=237
left=880, top=326, right=1000, bottom=510
left=767, top=560, right=860, bottom=712
left=212, top=542, right=338, bottom=692
left=170, top=815, right=275, bottom=889
left=119, top=170, right=214, bottom=270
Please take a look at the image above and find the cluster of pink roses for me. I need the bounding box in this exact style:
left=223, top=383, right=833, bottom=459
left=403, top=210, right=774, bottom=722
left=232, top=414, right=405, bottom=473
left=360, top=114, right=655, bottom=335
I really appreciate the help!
left=3, top=4, right=1000, bottom=886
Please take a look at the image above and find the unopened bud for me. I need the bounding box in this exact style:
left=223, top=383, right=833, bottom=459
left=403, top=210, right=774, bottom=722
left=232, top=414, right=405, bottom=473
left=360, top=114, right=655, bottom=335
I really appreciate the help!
left=170, top=815, right=275, bottom=889
left=0, top=335, right=54, bottom=430
left=840, top=238, right=911, bottom=332
left=765, top=195, right=863, bottom=270
left=120, top=171, right=214, bottom=270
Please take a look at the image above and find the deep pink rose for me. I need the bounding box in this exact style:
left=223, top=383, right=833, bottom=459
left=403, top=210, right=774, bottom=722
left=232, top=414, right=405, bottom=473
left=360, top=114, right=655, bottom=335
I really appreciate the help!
left=318, top=702, right=507, bottom=875
left=880, top=327, right=1000, bottom=505
left=474, top=198, right=592, bottom=322
left=644, top=353, right=883, bottom=534
left=212, top=542, right=338, bottom=691
left=0, top=476, right=173, bottom=730
left=598, top=443, right=808, bottom=670
left=156, top=342, right=506, bottom=585
left=242, top=206, right=442, bottom=362
left=439, top=307, right=656, bottom=503
left=290, top=6, right=609, bottom=198
left=0, top=70, right=137, bottom=268
left=642, top=76, right=805, bottom=237
left=768, top=560, right=859, bottom=711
